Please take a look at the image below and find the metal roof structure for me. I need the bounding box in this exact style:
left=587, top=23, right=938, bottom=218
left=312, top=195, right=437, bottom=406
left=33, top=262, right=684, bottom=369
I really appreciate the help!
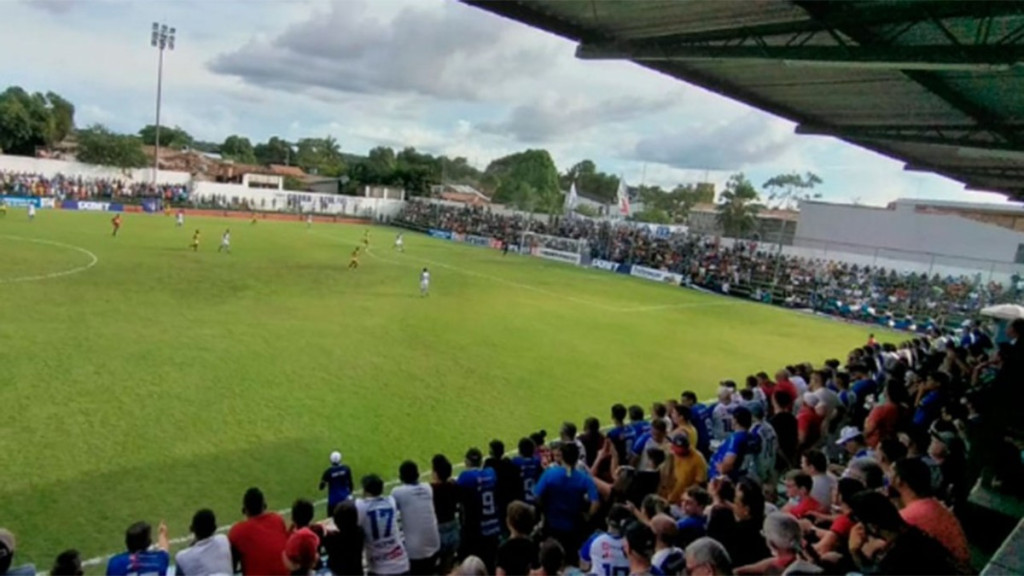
left=463, top=0, right=1024, bottom=200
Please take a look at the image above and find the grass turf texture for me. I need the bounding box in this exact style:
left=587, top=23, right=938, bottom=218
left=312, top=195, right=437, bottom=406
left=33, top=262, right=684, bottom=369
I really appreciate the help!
left=1, top=209, right=892, bottom=565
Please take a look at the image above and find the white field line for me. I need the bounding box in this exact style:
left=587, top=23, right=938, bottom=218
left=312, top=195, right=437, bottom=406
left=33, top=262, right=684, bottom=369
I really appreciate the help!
left=318, top=231, right=730, bottom=314
left=0, top=235, right=99, bottom=284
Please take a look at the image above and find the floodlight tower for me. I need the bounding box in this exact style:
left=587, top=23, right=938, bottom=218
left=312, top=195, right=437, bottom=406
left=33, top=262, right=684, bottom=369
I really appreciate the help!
left=151, top=22, right=176, bottom=186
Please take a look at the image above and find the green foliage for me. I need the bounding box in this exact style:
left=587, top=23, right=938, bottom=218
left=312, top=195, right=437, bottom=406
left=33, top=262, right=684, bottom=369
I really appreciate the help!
left=220, top=135, right=257, bottom=164
left=0, top=86, right=76, bottom=155
left=75, top=124, right=148, bottom=169
left=573, top=203, right=600, bottom=218
left=635, top=184, right=707, bottom=224
left=254, top=136, right=293, bottom=166
left=762, top=171, right=823, bottom=209
left=295, top=136, right=346, bottom=177
left=487, top=149, right=560, bottom=212
left=0, top=211, right=892, bottom=568
left=717, top=172, right=762, bottom=238
left=283, top=176, right=306, bottom=191
left=629, top=208, right=671, bottom=224
left=559, top=159, right=620, bottom=203
left=138, top=124, right=193, bottom=150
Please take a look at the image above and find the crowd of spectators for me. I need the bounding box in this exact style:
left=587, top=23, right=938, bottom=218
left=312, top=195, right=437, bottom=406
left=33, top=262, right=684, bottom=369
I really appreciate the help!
left=3, top=318, right=1021, bottom=576
left=0, top=171, right=189, bottom=203
left=396, top=201, right=1023, bottom=328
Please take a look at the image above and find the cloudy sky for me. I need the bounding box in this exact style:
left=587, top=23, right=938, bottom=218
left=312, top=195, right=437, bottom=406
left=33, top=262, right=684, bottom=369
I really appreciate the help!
left=2, top=0, right=1014, bottom=206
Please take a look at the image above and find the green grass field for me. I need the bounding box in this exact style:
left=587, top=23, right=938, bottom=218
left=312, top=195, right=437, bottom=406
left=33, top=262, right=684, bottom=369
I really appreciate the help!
left=0, top=209, right=884, bottom=566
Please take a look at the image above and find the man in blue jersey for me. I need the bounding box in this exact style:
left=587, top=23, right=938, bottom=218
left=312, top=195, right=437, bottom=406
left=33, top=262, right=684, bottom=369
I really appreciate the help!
left=106, top=521, right=171, bottom=576
left=534, top=442, right=599, bottom=566
left=511, top=437, right=543, bottom=504
left=319, top=451, right=354, bottom=516
left=628, top=405, right=650, bottom=439
left=607, top=404, right=638, bottom=462
left=709, top=406, right=754, bottom=482
left=579, top=504, right=632, bottom=576
left=680, top=391, right=713, bottom=457
left=456, top=447, right=500, bottom=572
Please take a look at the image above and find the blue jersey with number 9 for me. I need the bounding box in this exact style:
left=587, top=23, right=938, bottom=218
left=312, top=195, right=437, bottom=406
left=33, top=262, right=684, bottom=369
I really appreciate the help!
left=457, top=467, right=500, bottom=537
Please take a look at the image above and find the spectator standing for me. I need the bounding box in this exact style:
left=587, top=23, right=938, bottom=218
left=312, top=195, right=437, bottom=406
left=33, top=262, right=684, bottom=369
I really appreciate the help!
left=456, top=448, right=501, bottom=570
left=0, top=529, right=36, bottom=576
left=891, top=458, right=970, bottom=570
left=228, top=488, right=289, bottom=576
left=711, top=387, right=736, bottom=441
left=669, top=405, right=699, bottom=451
left=391, top=461, right=441, bottom=574
left=106, top=521, right=170, bottom=576
left=486, top=440, right=523, bottom=531
left=283, top=499, right=320, bottom=576
left=579, top=504, right=631, bottom=576
left=743, top=402, right=778, bottom=488
left=680, top=392, right=712, bottom=456
left=321, top=501, right=364, bottom=576
left=357, top=474, right=410, bottom=575
left=683, top=537, right=732, bottom=576
left=607, top=404, right=637, bottom=463
left=629, top=405, right=651, bottom=440
left=534, top=442, right=599, bottom=566
left=847, top=491, right=958, bottom=575
left=623, top=522, right=658, bottom=576
left=666, top=433, right=708, bottom=504
left=50, top=550, right=83, bottom=576
left=650, top=514, right=684, bottom=576
left=174, top=509, right=232, bottom=576
left=770, top=392, right=799, bottom=470
left=632, top=419, right=671, bottom=470
left=431, top=454, right=461, bottom=575
left=579, top=417, right=606, bottom=468
left=709, top=406, right=754, bottom=481
left=496, top=502, right=539, bottom=576
left=797, top=393, right=824, bottom=452
left=319, top=451, right=354, bottom=517
left=511, top=438, right=543, bottom=505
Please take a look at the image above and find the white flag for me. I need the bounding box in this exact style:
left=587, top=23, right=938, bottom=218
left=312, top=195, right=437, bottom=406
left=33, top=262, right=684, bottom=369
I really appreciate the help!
left=616, top=177, right=631, bottom=216
left=564, top=181, right=578, bottom=214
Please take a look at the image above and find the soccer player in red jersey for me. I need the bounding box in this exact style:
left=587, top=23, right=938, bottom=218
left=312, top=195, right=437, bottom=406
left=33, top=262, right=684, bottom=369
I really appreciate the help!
left=111, top=214, right=122, bottom=237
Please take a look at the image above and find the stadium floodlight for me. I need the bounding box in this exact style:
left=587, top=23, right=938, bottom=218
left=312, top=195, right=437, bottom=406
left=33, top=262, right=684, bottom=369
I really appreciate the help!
left=151, top=22, right=177, bottom=188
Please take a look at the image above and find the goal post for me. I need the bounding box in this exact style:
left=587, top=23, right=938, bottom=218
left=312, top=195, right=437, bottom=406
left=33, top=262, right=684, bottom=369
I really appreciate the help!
left=520, top=231, right=588, bottom=266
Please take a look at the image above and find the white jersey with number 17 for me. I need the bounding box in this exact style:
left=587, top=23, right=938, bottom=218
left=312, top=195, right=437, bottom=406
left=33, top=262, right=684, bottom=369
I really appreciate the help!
left=356, top=496, right=410, bottom=575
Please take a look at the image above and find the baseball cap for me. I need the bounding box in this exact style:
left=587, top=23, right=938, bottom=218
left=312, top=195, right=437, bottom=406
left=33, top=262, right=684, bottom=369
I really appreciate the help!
left=836, top=426, right=864, bottom=445
left=746, top=401, right=766, bottom=420
left=329, top=451, right=342, bottom=465
left=670, top=432, right=691, bottom=451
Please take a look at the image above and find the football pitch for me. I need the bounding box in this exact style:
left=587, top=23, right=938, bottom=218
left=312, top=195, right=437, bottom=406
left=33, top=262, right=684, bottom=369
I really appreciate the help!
left=1, top=209, right=882, bottom=565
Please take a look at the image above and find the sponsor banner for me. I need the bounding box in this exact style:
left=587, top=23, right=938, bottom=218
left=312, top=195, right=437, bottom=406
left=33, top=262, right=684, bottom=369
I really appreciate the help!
left=466, top=234, right=492, bottom=247
left=488, top=239, right=503, bottom=250
left=39, top=198, right=55, bottom=208
left=60, top=200, right=78, bottom=210
left=428, top=228, right=453, bottom=240
left=451, top=232, right=465, bottom=242
left=535, top=247, right=581, bottom=265
left=108, top=203, right=124, bottom=213
left=630, top=265, right=683, bottom=286
left=1, top=195, right=42, bottom=208
left=142, top=199, right=161, bottom=213
left=591, top=259, right=619, bottom=272
left=77, top=201, right=111, bottom=212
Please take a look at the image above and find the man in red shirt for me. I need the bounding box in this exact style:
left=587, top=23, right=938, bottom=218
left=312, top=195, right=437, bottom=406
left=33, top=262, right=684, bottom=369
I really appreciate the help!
left=780, top=471, right=823, bottom=519
left=283, top=499, right=320, bottom=574
left=892, top=458, right=970, bottom=570
left=796, top=393, right=824, bottom=452
left=773, top=370, right=799, bottom=406
left=228, top=487, right=289, bottom=576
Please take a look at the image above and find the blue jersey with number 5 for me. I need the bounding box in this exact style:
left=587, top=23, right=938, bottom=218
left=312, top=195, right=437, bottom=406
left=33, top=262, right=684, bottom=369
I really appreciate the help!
left=457, top=467, right=500, bottom=537
left=511, top=456, right=542, bottom=504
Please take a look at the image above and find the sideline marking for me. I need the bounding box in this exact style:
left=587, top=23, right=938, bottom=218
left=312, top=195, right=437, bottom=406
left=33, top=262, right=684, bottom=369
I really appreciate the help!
left=0, top=235, right=99, bottom=284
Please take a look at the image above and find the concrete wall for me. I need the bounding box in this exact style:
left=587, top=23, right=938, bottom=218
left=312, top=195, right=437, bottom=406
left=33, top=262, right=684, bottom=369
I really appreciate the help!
left=192, top=181, right=404, bottom=218
left=796, top=201, right=1024, bottom=265
left=0, top=155, right=191, bottom=185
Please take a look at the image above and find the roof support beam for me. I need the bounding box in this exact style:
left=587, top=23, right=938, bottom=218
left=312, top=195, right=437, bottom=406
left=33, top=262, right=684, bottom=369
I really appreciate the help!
left=576, top=43, right=1024, bottom=69
left=795, top=123, right=1023, bottom=151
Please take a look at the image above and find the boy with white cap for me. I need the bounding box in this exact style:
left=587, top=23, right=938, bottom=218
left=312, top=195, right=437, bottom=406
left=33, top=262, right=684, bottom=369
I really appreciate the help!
left=319, top=450, right=354, bottom=516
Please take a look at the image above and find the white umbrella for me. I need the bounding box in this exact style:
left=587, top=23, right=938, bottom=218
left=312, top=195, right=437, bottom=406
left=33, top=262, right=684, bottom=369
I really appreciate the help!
left=980, top=303, right=1024, bottom=320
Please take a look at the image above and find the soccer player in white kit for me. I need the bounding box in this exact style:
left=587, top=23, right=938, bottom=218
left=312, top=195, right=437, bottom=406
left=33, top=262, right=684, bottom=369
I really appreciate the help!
left=420, top=267, right=430, bottom=297
left=176, top=210, right=184, bottom=227
left=27, top=204, right=35, bottom=221
left=394, top=233, right=404, bottom=252
left=306, top=214, right=313, bottom=228
left=218, top=229, right=231, bottom=253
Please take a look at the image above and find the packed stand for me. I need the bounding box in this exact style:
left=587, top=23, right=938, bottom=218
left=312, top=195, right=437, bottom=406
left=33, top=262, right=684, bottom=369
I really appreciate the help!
left=4, top=319, right=1021, bottom=576
left=395, top=201, right=1024, bottom=327
left=0, top=171, right=189, bottom=203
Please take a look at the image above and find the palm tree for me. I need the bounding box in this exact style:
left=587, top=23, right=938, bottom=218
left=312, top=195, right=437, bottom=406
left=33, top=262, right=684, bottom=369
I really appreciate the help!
left=716, top=173, right=761, bottom=238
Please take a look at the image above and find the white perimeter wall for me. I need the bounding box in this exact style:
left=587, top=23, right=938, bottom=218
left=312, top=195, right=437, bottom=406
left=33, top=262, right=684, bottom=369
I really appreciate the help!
left=0, top=155, right=191, bottom=185
left=192, top=181, right=405, bottom=218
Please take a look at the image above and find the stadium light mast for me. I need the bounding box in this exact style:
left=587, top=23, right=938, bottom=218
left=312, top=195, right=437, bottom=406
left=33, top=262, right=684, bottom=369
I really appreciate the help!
left=150, top=22, right=176, bottom=188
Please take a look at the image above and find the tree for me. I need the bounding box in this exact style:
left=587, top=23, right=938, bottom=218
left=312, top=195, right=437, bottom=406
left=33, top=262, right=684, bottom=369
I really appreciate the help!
left=294, top=137, right=346, bottom=177
left=574, top=204, right=600, bottom=218
left=138, top=124, right=193, bottom=150
left=486, top=149, right=560, bottom=212
left=630, top=208, right=671, bottom=224
left=220, top=135, right=256, bottom=164
left=560, top=159, right=619, bottom=203
left=76, top=125, right=148, bottom=169
left=254, top=136, right=293, bottom=166
left=716, top=173, right=761, bottom=238
left=636, top=184, right=701, bottom=224
left=0, top=86, right=76, bottom=155
left=761, top=171, right=823, bottom=210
